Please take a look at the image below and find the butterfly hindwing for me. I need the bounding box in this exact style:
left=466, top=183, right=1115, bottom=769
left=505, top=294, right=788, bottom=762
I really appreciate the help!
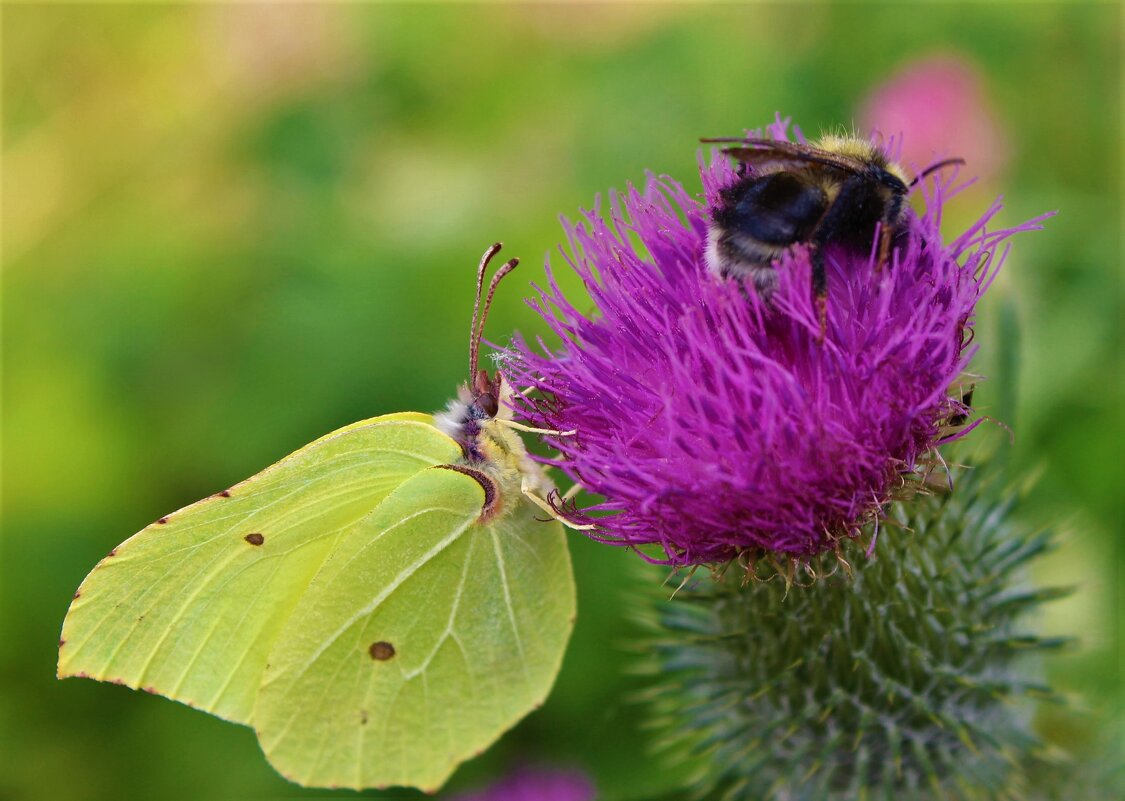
left=254, top=465, right=573, bottom=791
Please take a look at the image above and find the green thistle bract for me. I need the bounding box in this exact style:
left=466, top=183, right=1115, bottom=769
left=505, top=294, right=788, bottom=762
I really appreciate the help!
left=637, top=462, right=1066, bottom=801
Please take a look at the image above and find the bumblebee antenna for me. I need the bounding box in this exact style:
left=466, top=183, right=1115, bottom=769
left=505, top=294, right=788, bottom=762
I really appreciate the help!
left=469, top=243, right=518, bottom=382
left=699, top=136, right=775, bottom=144
left=909, top=157, right=965, bottom=187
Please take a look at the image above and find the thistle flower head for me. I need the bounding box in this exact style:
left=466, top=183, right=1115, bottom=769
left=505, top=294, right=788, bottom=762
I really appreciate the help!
left=507, top=118, right=1048, bottom=566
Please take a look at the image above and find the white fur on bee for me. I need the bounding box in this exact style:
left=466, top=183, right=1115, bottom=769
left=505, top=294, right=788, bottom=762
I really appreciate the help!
left=705, top=223, right=783, bottom=298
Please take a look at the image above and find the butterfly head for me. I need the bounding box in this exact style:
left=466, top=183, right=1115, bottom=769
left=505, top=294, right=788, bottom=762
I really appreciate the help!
left=434, top=244, right=521, bottom=462
left=435, top=368, right=509, bottom=461
left=431, top=244, right=556, bottom=522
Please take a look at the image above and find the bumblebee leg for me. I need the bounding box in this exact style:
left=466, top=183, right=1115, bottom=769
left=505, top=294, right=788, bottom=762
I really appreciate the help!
left=811, top=245, right=828, bottom=342
left=876, top=224, right=892, bottom=272
left=876, top=192, right=904, bottom=271
left=809, top=173, right=876, bottom=342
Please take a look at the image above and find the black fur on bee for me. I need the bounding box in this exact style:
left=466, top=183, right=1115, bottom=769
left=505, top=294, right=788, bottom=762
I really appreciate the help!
left=703, top=134, right=962, bottom=338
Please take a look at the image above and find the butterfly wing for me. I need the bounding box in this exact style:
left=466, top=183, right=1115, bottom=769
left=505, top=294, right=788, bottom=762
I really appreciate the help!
left=252, top=466, right=573, bottom=791
left=57, top=413, right=453, bottom=723
left=58, top=412, right=574, bottom=791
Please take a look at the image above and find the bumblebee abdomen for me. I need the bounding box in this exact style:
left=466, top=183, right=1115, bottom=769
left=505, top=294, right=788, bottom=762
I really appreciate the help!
left=721, top=172, right=828, bottom=246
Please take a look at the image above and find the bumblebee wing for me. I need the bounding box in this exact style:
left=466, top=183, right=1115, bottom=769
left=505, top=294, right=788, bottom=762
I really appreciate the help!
left=705, top=137, right=866, bottom=175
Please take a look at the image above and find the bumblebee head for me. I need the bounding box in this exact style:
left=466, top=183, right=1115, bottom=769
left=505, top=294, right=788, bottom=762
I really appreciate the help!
left=813, top=134, right=912, bottom=192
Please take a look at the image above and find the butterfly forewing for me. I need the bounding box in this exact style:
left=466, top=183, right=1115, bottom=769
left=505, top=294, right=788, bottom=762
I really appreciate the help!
left=57, top=413, right=460, bottom=725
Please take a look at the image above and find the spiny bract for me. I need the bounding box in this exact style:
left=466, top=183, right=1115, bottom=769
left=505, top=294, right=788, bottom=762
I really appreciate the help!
left=635, top=459, right=1066, bottom=801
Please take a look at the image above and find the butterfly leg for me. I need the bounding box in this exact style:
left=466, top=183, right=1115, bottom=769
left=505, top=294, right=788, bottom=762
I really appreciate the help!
left=495, top=419, right=577, bottom=437
left=520, top=477, right=596, bottom=531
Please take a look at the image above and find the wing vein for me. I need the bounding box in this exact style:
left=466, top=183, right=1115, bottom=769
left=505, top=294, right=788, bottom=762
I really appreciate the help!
left=71, top=462, right=381, bottom=666
left=403, top=529, right=477, bottom=680
left=490, top=527, right=530, bottom=683
left=291, top=506, right=477, bottom=678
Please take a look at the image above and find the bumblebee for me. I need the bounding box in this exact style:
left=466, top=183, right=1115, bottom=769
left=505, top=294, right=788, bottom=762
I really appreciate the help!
left=702, top=134, right=962, bottom=334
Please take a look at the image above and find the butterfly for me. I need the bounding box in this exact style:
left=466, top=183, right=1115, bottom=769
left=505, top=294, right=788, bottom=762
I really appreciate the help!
left=58, top=244, right=575, bottom=792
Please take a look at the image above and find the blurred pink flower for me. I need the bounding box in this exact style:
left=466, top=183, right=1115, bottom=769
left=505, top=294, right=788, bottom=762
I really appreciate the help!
left=860, top=56, right=1008, bottom=183
left=203, top=4, right=361, bottom=101
left=448, top=767, right=596, bottom=801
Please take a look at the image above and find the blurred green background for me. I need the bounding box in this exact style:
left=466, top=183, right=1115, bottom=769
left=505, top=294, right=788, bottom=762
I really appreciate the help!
left=2, top=4, right=1119, bottom=800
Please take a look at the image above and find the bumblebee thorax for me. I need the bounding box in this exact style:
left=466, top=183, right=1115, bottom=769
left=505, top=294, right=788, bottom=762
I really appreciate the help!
left=813, top=134, right=910, bottom=187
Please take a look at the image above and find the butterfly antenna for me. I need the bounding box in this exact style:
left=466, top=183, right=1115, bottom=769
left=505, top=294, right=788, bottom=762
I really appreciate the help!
left=474, top=258, right=519, bottom=375
left=470, top=243, right=503, bottom=381
left=909, top=157, right=966, bottom=187
left=470, top=245, right=518, bottom=382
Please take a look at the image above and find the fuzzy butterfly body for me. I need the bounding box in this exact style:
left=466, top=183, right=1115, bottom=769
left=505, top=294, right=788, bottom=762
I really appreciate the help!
left=58, top=246, right=575, bottom=792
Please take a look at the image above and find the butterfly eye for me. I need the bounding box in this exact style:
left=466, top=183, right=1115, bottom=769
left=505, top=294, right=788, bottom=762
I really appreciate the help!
left=475, top=392, right=499, bottom=419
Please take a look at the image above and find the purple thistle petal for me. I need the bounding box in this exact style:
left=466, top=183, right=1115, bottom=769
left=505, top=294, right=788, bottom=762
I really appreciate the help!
left=506, top=120, right=1050, bottom=566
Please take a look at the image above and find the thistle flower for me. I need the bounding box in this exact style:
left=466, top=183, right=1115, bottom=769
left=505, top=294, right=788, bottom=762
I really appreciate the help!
left=448, top=767, right=596, bottom=801
left=507, top=118, right=1048, bottom=566
left=635, top=458, right=1067, bottom=801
